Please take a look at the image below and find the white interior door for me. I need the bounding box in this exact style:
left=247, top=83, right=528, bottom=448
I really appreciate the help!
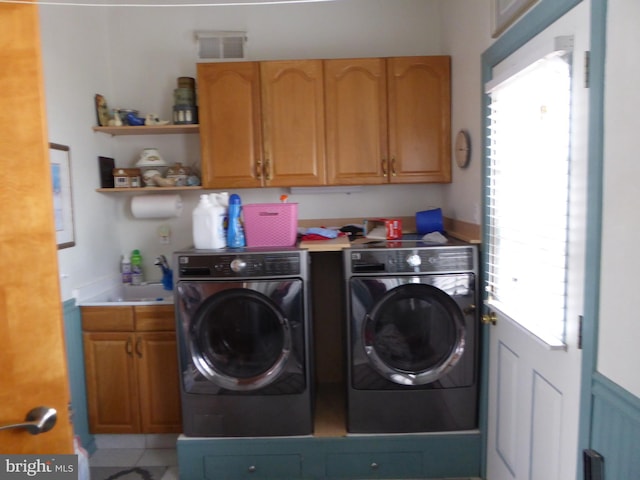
left=484, top=3, right=589, bottom=480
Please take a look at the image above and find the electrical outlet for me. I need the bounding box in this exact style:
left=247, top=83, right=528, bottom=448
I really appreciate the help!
left=157, top=225, right=171, bottom=244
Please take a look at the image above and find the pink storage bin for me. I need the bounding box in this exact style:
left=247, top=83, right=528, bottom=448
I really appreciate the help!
left=243, top=203, right=298, bottom=247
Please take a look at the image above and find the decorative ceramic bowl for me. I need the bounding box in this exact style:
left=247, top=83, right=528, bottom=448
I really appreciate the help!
left=137, top=148, right=166, bottom=165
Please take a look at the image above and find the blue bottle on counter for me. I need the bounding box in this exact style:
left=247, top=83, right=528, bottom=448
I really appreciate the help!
left=227, top=193, right=246, bottom=248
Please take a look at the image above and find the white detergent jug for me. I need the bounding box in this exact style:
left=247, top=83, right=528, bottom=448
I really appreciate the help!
left=192, top=194, right=217, bottom=249
left=209, top=193, right=228, bottom=249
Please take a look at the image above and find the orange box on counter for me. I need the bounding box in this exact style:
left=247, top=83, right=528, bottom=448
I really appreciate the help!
left=364, top=218, right=403, bottom=240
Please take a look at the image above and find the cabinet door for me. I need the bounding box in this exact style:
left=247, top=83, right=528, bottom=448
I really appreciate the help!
left=325, top=58, right=388, bottom=185
left=260, top=60, right=326, bottom=187
left=83, top=332, right=140, bottom=433
left=136, top=332, right=182, bottom=433
left=198, top=62, right=263, bottom=189
left=387, top=56, right=451, bottom=183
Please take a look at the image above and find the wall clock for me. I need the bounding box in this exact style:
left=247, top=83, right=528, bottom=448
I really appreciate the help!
left=455, top=130, right=471, bottom=168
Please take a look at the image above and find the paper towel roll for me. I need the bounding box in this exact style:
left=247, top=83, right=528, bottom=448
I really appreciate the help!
left=131, top=194, right=183, bottom=219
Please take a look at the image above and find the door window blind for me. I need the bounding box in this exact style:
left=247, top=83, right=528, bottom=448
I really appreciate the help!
left=486, top=52, right=572, bottom=344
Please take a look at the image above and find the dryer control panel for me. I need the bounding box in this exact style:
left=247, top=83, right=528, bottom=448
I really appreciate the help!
left=347, top=246, right=477, bottom=275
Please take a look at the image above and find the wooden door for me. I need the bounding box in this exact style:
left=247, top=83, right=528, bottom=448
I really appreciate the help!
left=83, top=332, right=140, bottom=433
left=136, top=332, right=182, bottom=433
left=198, top=62, right=263, bottom=189
left=324, top=58, right=388, bottom=185
left=0, top=1, right=74, bottom=454
left=387, top=56, right=451, bottom=183
left=260, top=60, right=326, bottom=187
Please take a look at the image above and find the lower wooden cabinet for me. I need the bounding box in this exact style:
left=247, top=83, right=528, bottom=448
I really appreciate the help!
left=81, top=305, right=181, bottom=434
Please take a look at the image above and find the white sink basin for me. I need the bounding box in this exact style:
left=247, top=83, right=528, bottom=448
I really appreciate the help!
left=77, top=281, right=174, bottom=306
left=120, top=283, right=173, bottom=302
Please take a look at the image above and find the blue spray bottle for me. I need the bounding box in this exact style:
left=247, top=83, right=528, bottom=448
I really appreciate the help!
left=227, top=193, right=246, bottom=248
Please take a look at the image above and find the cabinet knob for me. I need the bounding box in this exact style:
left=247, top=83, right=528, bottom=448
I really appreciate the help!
left=255, top=160, right=263, bottom=180
left=391, top=157, right=397, bottom=176
left=370, top=462, right=379, bottom=470
left=248, top=465, right=256, bottom=473
left=381, top=158, right=388, bottom=177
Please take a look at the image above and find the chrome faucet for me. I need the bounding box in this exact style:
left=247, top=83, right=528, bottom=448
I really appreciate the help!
left=154, top=254, right=169, bottom=270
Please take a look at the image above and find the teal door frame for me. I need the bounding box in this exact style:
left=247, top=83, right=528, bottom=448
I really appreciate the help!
left=578, top=0, right=607, bottom=478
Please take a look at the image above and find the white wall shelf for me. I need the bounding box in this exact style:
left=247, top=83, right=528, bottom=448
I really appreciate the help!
left=96, top=186, right=202, bottom=193
left=93, top=125, right=199, bottom=136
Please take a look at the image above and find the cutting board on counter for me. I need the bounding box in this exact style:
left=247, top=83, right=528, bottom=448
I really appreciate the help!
left=299, top=236, right=351, bottom=252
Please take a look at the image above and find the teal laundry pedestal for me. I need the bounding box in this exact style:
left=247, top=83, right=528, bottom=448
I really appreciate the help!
left=177, top=432, right=481, bottom=479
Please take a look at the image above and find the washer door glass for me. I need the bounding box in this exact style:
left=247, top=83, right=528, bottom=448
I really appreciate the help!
left=363, top=283, right=465, bottom=385
left=190, top=288, right=292, bottom=391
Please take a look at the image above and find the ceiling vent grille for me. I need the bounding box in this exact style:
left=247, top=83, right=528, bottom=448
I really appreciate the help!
left=196, top=31, right=247, bottom=60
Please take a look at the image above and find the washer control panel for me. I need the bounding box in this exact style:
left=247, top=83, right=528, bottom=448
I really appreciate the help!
left=176, top=251, right=303, bottom=279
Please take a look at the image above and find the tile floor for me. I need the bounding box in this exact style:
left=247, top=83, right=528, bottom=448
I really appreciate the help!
left=89, top=434, right=179, bottom=480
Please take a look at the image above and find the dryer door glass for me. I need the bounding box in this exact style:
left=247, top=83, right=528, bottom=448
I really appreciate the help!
left=191, top=287, right=293, bottom=391
left=361, top=282, right=466, bottom=385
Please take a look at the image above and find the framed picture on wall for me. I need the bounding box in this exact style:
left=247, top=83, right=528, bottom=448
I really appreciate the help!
left=492, top=0, right=538, bottom=38
left=50, top=143, right=76, bottom=249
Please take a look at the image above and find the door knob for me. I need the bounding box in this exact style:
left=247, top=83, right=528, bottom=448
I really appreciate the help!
left=0, top=407, right=57, bottom=435
left=482, top=311, right=497, bottom=326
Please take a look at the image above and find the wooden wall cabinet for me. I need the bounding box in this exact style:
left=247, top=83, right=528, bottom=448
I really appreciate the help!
left=260, top=60, right=326, bottom=187
left=198, top=62, right=263, bottom=189
left=324, top=58, right=388, bottom=185
left=325, top=56, right=451, bottom=185
left=198, top=60, right=326, bottom=189
left=81, top=305, right=181, bottom=434
left=198, top=56, right=450, bottom=189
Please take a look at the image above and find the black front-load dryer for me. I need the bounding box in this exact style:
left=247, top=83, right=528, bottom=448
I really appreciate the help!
left=174, top=247, right=313, bottom=437
left=344, top=240, right=479, bottom=433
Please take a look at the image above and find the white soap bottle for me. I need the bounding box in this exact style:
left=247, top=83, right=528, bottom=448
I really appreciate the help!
left=192, top=194, right=215, bottom=249
left=121, top=254, right=132, bottom=284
